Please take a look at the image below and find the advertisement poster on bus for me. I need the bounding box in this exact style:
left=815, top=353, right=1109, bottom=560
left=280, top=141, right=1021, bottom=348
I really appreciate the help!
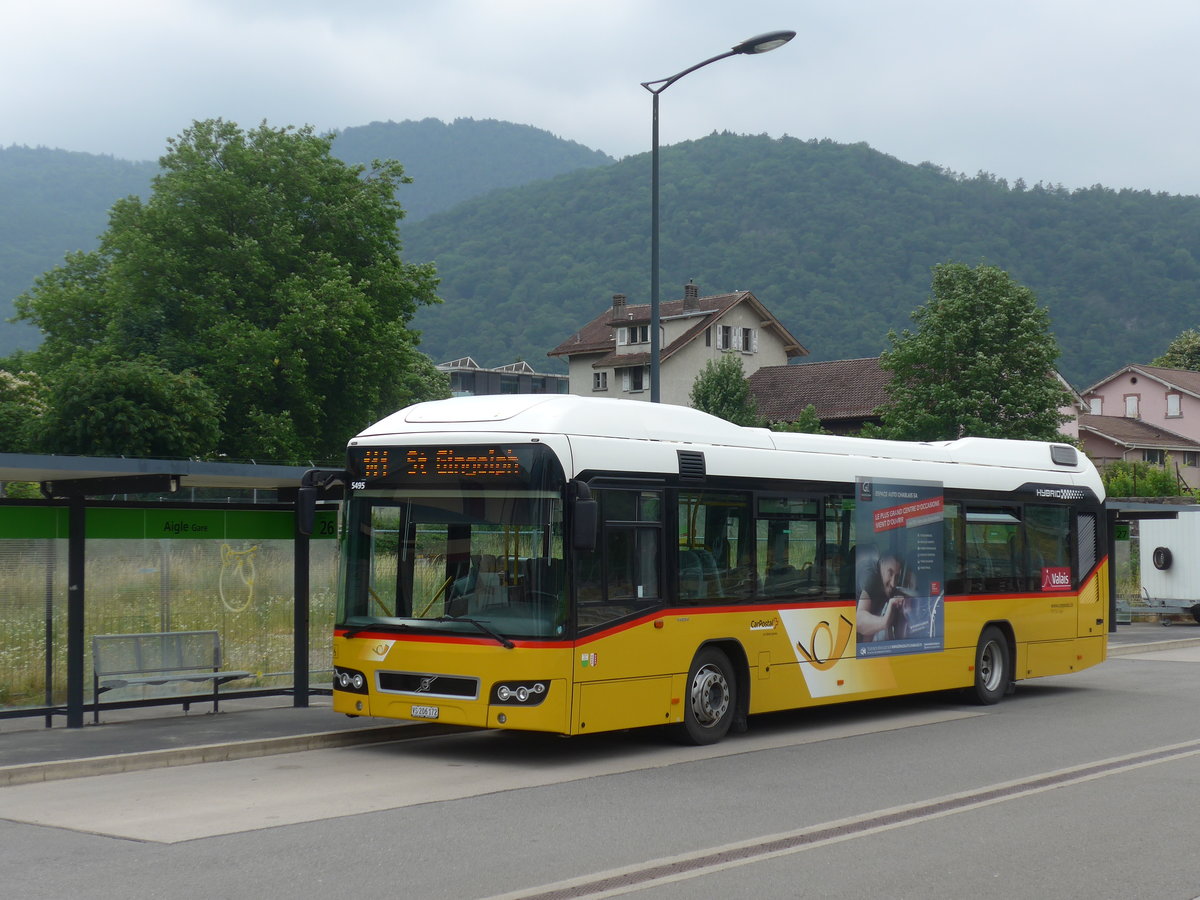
left=855, top=477, right=945, bottom=658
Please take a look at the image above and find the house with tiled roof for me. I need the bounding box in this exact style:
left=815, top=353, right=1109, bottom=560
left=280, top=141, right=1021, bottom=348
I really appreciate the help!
left=547, top=283, right=806, bottom=406
left=1077, top=415, right=1200, bottom=488
left=750, top=357, right=1086, bottom=438
left=1079, top=364, right=1200, bottom=488
left=748, top=357, right=889, bottom=434
left=1081, top=365, right=1200, bottom=439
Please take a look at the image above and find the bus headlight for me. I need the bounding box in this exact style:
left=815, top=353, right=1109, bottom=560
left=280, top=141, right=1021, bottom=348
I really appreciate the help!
left=491, top=681, right=549, bottom=706
left=334, top=666, right=369, bottom=695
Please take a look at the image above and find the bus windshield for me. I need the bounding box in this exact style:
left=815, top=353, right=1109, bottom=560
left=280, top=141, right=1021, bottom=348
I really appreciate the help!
left=338, top=488, right=567, bottom=641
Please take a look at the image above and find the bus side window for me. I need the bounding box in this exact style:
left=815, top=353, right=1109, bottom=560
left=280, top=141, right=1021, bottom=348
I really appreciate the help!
left=1027, top=505, right=1072, bottom=589
left=943, top=502, right=964, bottom=595
left=678, top=492, right=753, bottom=601
left=823, top=495, right=856, bottom=599
left=756, top=496, right=820, bottom=599
left=575, top=489, right=662, bottom=631
left=964, top=507, right=1023, bottom=594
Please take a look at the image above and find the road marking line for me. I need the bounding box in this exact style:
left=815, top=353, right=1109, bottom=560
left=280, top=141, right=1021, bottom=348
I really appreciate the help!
left=487, top=737, right=1200, bottom=900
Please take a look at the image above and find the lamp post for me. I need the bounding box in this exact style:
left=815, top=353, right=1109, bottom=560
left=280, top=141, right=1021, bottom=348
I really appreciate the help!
left=640, top=30, right=795, bottom=403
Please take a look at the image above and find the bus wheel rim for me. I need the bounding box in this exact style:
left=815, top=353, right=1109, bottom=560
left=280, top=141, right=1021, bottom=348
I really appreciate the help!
left=690, top=664, right=730, bottom=727
left=980, top=641, right=1002, bottom=692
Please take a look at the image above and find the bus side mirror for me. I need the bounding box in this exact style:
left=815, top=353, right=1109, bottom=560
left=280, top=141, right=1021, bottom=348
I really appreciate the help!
left=296, top=486, right=317, bottom=536
left=573, top=500, right=598, bottom=552
left=297, top=469, right=347, bottom=537
left=569, top=480, right=597, bottom=552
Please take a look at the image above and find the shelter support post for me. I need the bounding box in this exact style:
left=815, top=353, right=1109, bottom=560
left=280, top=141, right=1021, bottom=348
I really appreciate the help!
left=66, top=495, right=85, bottom=727
left=293, top=522, right=310, bottom=708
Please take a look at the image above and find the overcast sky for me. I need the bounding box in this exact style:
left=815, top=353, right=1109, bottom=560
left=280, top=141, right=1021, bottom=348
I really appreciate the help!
left=5, top=0, right=1200, bottom=196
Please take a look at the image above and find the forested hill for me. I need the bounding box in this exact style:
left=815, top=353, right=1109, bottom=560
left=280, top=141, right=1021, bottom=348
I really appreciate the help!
left=0, top=147, right=157, bottom=355
left=332, top=118, right=613, bottom=221
left=402, top=132, right=1200, bottom=388
left=0, top=118, right=615, bottom=357
left=6, top=125, right=1200, bottom=387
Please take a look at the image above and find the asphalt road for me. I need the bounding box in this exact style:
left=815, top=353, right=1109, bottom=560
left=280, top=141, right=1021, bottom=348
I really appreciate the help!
left=3, top=640, right=1200, bottom=899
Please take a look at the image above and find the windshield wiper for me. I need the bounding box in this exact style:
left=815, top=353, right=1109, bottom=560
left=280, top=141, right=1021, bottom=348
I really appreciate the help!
left=340, top=621, right=411, bottom=639
left=435, top=616, right=515, bottom=649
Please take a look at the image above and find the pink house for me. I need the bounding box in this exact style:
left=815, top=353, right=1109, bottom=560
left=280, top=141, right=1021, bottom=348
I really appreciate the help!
left=1079, top=365, right=1200, bottom=489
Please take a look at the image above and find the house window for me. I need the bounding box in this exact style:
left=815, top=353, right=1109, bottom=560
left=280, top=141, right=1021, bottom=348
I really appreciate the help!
left=717, top=325, right=733, bottom=350
left=621, top=367, right=645, bottom=392
left=741, top=327, right=757, bottom=353
left=593, top=372, right=608, bottom=392
left=1167, top=393, right=1182, bottom=417
left=1125, top=394, right=1140, bottom=418
left=618, top=325, right=650, bottom=346
left=1144, top=449, right=1165, bottom=465
left=1088, top=397, right=1102, bottom=415
left=1184, top=452, right=1198, bottom=468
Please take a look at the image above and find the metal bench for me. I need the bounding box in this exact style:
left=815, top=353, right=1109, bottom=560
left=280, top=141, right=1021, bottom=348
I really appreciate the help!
left=92, top=630, right=252, bottom=723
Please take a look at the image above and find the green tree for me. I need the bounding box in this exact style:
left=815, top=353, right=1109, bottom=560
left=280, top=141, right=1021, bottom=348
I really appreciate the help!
left=16, top=119, right=448, bottom=462
left=1152, top=328, right=1200, bottom=371
left=770, top=404, right=829, bottom=435
left=1100, top=459, right=1186, bottom=497
left=874, top=263, right=1071, bottom=441
left=37, top=357, right=221, bottom=458
left=689, top=354, right=761, bottom=426
left=0, top=367, right=46, bottom=453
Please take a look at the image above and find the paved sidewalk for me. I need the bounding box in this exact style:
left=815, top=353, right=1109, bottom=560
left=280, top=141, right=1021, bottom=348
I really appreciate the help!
left=0, top=696, right=460, bottom=787
left=1107, top=619, right=1200, bottom=654
left=1, top=623, right=1195, bottom=788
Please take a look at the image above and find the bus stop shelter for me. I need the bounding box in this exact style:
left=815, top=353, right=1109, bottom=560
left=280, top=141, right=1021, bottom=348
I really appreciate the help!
left=1106, top=497, right=1200, bottom=624
left=0, top=452, right=342, bottom=728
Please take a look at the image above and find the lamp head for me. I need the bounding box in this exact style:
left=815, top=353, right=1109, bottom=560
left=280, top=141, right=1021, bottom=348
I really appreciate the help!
left=732, top=30, right=796, bottom=54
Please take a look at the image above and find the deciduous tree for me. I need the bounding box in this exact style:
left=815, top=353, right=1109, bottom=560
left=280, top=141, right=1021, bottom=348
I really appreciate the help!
left=771, top=404, right=828, bottom=435
left=874, top=263, right=1071, bottom=441
left=16, top=119, right=448, bottom=462
left=0, top=368, right=45, bottom=453
left=1152, top=328, right=1200, bottom=371
left=689, top=354, right=761, bottom=427
left=38, top=357, right=221, bottom=458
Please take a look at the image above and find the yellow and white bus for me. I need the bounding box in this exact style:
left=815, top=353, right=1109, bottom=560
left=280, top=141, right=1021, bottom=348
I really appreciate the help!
left=331, top=395, right=1107, bottom=744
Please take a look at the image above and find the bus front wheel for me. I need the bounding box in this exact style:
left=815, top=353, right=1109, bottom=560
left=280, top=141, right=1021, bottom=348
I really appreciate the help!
left=970, top=626, right=1011, bottom=705
left=673, top=647, right=737, bottom=745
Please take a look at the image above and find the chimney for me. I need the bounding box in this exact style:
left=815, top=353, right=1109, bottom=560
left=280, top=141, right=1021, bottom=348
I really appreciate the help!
left=684, top=281, right=700, bottom=311
left=611, top=293, right=627, bottom=321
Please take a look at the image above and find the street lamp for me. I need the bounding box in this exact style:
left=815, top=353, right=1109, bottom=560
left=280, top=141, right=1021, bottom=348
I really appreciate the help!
left=641, top=30, right=795, bottom=403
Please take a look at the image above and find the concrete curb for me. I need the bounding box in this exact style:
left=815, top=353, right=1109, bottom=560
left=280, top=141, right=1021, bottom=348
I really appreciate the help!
left=0, top=722, right=467, bottom=788
left=1107, top=636, right=1200, bottom=657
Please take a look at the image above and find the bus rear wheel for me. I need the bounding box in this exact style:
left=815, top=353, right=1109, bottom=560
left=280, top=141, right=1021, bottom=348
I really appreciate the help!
left=970, top=626, right=1011, bottom=705
left=673, top=648, right=736, bottom=745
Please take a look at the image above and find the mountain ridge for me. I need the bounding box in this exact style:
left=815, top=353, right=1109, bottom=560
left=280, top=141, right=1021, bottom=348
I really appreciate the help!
left=5, top=121, right=1200, bottom=387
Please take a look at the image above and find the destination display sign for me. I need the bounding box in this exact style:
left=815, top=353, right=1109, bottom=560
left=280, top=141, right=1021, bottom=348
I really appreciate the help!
left=349, top=445, right=536, bottom=484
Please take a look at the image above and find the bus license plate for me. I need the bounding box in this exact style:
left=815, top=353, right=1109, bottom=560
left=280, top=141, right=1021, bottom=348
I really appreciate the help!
left=411, top=705, right=439, bottom=720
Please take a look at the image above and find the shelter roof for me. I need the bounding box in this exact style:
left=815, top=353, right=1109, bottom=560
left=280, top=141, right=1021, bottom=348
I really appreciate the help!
left=0, top=453, right=315, bottom=492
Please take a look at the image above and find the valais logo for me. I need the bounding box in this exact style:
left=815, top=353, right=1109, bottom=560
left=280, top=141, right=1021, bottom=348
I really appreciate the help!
left=1041, top=567, right=1072, bottom=592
